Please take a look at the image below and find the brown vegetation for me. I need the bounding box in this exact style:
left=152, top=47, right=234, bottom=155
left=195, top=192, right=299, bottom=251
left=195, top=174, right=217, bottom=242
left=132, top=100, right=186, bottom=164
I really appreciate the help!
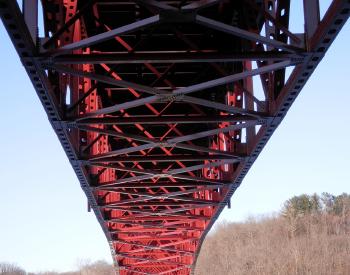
left=195, top=193, right=350, bottom=275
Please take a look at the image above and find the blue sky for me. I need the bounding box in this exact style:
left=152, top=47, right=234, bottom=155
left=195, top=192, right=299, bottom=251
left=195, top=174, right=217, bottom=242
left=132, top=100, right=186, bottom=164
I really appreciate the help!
left=0, top=1, right=349, bottom=272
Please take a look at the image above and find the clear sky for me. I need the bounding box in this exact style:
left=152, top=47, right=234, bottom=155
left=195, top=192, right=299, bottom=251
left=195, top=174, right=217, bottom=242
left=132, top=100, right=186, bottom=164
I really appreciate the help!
left=0, top=1, right=349, bottom=273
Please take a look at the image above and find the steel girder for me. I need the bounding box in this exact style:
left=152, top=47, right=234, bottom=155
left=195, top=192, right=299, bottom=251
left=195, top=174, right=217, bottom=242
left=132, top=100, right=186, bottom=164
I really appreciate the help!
left=0, top=0, right=349, bottom=274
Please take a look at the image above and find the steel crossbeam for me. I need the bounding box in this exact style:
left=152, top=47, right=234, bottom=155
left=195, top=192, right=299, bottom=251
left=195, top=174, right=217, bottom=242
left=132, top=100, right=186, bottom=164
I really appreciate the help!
left=0, top=0, right=348, bottom=274
left=45, top=51, right=303, bottom=64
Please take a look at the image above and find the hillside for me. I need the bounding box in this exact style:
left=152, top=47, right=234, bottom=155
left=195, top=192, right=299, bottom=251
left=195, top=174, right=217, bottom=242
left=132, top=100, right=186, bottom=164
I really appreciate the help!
left=195, top=193, right=350, bottom=275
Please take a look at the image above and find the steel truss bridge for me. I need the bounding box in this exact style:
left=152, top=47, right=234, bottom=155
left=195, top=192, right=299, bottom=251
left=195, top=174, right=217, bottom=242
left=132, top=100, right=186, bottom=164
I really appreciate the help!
left=0, top=0, right=348, bottom=274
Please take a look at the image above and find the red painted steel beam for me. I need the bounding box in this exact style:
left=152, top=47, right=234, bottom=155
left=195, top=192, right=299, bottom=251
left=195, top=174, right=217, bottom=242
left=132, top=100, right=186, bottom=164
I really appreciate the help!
left=1, top=0, right=348, bottom=274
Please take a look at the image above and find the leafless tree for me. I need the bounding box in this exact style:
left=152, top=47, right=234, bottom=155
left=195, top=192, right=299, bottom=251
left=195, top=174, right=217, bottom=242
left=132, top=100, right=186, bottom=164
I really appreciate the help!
left=0, top=262, right=26, bottom=275
left=195, top=193, right=350, bottom=275
left=76, top=260, right=114, bottom=275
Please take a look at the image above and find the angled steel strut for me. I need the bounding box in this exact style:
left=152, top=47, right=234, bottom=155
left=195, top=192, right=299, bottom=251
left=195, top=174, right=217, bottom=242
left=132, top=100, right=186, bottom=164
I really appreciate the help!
left=0, top=0, right=348, bottom=274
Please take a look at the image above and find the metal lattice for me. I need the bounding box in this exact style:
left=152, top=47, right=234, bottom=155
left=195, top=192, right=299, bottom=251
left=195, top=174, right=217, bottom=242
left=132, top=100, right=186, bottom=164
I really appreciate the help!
left=0, top=0, right=349, bottom=274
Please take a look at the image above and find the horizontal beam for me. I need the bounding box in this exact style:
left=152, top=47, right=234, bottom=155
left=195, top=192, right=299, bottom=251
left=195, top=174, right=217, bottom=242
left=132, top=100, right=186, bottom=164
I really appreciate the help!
left=110, top=227, right=202, bottom=233
left=95, top=181, right=229, bottom=189
left=108, top=204, right=217, bottom=216
left=103, top=183, right=221, bottom=201
left=74, top=114, right=258, bottom=125
left=116, top=232, right=187, bottom=237
left=111, top=224, right=201, bottom=231
left=117, top=254, right=189, bottom=267
left=115, top=215, right=209, bottom=222
left=119, top=236, right=188, bottom=241
left=43, top=51, right=302, bottom=64
left=92, top=159, right=239, bottom=186
left=110, top=186, right=220, bottom=201
left=96, top=176, right=233, bottom=190
left=105, top=208, right=189, bottom=217
left=105, top=201, right=219, bottom=207
left=113, top=240, right=195, bottom=255
left=87, top=154, right=239, bottom=163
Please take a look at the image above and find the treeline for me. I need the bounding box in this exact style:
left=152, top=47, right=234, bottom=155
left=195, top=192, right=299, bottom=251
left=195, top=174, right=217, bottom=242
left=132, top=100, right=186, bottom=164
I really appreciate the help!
left=0, top=260, right=114, bottom=275
left=282, top=192, right=350, bottom=218
left=195, top=192, right=350, bottom=275
left=1, top=193, right=349, bottom=275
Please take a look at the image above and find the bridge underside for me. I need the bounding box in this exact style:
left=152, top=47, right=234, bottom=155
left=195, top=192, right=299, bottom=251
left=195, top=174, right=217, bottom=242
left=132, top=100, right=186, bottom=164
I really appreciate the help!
left=0, top=0, right=348, bottom=274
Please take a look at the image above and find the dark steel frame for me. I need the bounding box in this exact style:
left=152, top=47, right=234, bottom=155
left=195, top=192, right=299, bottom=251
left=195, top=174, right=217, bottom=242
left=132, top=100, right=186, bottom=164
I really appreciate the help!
left=1, top=0, right=348, bottom=274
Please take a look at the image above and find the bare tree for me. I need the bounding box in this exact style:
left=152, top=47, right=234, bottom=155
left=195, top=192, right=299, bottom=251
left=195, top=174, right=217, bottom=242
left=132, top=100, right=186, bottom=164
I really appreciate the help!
left=196, top=193, right=350, bottom=275
left=0, top=262, right=26, bottom=275
left=76, top=259, right=114, bottom=275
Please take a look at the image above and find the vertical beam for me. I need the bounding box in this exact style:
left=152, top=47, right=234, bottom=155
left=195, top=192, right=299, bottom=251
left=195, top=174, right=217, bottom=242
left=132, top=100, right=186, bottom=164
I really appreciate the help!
left=303, top=0, right=320, bottom=46
left=243, top=61, right=256, bottom=146
left=23, top=0, right=38, bottom=44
